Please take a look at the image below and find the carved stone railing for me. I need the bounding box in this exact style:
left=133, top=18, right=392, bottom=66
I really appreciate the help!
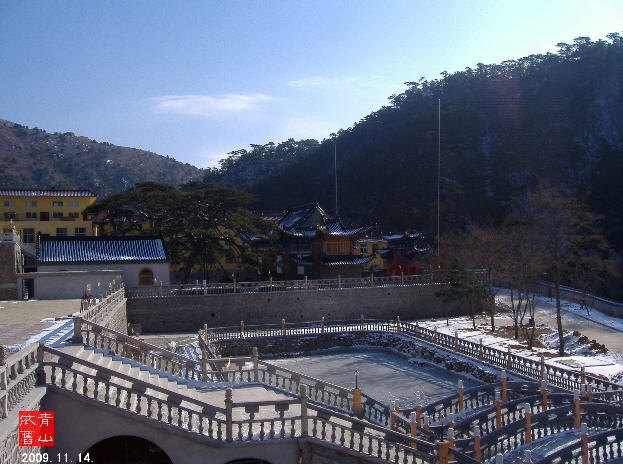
left=0, top=343, right=41, bottom=420
left=77, top=320, right=256, bottom=384
left=207, top=319, right=623, bottom=393
left=457, top=402, right=623, bottom=461
left=41, top=345, right=438, bottom=462
left=126, top=272, right=462, bottom=298
left=533, top=427, right=623, bottom=464
left=76, top=283, right=126, bottom=327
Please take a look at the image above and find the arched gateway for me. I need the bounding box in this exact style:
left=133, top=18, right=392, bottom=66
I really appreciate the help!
left=84, top=435, right=172, bottom=464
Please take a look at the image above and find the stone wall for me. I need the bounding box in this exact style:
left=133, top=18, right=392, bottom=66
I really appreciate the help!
left=0, top=239, right=21, bottom=300
left=127, top=284, right=464, bottom=333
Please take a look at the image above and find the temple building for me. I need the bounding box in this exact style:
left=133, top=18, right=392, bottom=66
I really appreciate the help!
left=276, top=203, right=374, bottom=279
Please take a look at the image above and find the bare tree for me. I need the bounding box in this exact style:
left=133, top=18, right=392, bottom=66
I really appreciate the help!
left=521, top=185, right=610, bottom=355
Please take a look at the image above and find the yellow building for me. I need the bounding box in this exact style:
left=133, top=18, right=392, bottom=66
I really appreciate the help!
left=0, top=189, right=98, bottom=244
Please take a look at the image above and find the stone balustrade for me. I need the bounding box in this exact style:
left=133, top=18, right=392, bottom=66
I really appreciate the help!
left=0, top=343, right=40, bottom=420
left=207, top=318, right=623, bottom=393
left=533, top=427, right=623, bottom=464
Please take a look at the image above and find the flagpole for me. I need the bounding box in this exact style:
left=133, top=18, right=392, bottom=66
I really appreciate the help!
left=437, top=98, right=441, bottom=259
left=334, top=139, right=339, bottom=217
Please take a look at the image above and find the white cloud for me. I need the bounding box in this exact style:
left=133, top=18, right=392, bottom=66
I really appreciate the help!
left=286, top=76, right=359, bottom=89
left=150, top=93, right=272, bottom=116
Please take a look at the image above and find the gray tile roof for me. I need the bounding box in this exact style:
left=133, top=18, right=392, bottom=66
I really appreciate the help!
left=38, top=236, right=167, bottom=264
left=0, top=189, right=97, bottom=197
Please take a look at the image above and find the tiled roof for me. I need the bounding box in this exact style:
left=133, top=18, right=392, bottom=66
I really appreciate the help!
left=278, top=202, right=327, bottom=230
left=0, top=189, right=97, bottom=197
left=382, top=232, right=422, bottom=241
left=318, top=255, right=375, bottom=266
left=38, top=236, right=167, bottom=264
left=290, top=254, right=374, bottom=266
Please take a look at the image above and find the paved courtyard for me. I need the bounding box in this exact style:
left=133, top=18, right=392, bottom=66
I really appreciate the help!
left=0, top=298, right=78, bottom=347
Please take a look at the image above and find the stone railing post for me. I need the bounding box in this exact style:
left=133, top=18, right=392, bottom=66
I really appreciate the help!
left=436, top=440, right=449, bottom=464
left=300, top=384, right=309, bottom=437
left=454, top=331, right=459, bottom=351
left=72, top=316, right=83, bottom=344
left=585, top=384, right=593, bottom=402
left=495, top=390, right=502, bottom=429
left=580, top=422, right=589, bottom=464
left=473, top=425, right=481, bottom=462
left=501, top=370, right=508, bottom=402
left=524, top=449, right=533, bottom=464
left=415, top=404, right=422, bottom=427
left=240, top=320, right=245, bottom=338
left=269, top=276, right=273, bottom=291
left=540, top=380, right=548, bottom=411
left=415, top=321, right=420, bottom=338
left=203, top=279, right=207, bottom=295
left=401, top=271, right=404, bottom=285
left=225, top=388, right=233, bottom=442
left=540, top=355, right=545, bottom=379
left=233, top=277, right=236, bottom=293
left=580, top=366, right=586, bottom=385
left=447, top=428, right=455, bottom=462
left=506, top=347, right=512, bottom=370
left=434, top=327, right=438, bottom=344
left=321, top=316, right=325, bottom=333
left=396, top=315, right=401, bottom=333
left=353, top=386, right=363, bottom=417
left=574, top=389, right=581, bottom=429
left=447, top=412, right=454, bottom=429
left=281, top=318, right=286, bottom=336
left=422, top=414, right=430, bottom=433
left=389, top=400, right=396, bottom=429
left=252, top=347, right=259, bottom=382
left=523, top=403, right=532, bottom=444
left=409, top=412, right=418, bottom=449
left=479, top=338, right=483, bottom=360
left=360, top=314, right=364, bottom=330
left=457, top=380, right=464, bottom=411
left=34, top=345, right=45, bottom=386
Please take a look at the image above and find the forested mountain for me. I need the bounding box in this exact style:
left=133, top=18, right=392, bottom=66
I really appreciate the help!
left=209, top=34, right=623, bottom=249
left=0, top=120, right=203, bottom=196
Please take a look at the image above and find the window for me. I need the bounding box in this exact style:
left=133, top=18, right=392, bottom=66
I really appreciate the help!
left=52, top=212, right=64, bottom=218
left=52, top=201, right=63, bottom=207
left=22, top=228, right=35, bottom=243
left=26, top=200, right=37, bottom=207
left=138, top=268, right=154, bottom=285
left=55, top=228, right=67, bottom=236
left=68, top=212, right=80, bottom=219
left=40, top=212, right=49, bottom=221
left=25, top=211, right=37, bottom=219
left=360, top=244, right=368, bottom=254
left=74, top=227, right=86, bottom=237
left=3, top=212, right=16, bottom=220
left=3, top=200, right=15, bottom=207
left=68, top=200, right=79, bottom=207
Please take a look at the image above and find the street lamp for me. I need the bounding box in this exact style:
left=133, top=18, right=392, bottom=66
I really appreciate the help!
left=355, top=369, right=359, bottom=389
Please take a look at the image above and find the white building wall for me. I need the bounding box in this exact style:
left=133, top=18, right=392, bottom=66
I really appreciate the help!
left=34, top=262, right=170, bottom=298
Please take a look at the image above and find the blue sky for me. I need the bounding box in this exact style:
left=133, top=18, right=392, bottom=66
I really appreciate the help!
left=1, top=1, right=621, bottom=168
